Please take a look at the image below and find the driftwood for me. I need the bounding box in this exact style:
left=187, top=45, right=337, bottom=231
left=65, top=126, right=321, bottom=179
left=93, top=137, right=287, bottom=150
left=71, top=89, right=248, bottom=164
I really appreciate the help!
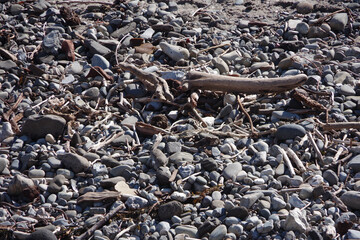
left=77, top=191, right=121, bottom=204
left=116, top=63, right=174, bottom=101
left=322, top=122, right=360, bottom=131
left=183, top=72, right=307, bottom=93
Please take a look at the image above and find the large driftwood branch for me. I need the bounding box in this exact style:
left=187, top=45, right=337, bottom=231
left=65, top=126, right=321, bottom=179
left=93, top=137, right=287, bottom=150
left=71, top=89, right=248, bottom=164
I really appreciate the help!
left=183, top=72, right=307, bottom=93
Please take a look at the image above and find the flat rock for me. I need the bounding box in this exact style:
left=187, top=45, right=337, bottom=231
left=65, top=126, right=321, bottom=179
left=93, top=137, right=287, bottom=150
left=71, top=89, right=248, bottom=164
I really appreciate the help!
left=26, top=229, right=57, bottom=240
left=283, top=208, right=309, bottom=233
left=111, top=22, right=137, bottom=39
left=57, top=153, right=90, bottom=173
left=275, top=124, right=306, bottom=140
left=84, top=40, right=111, bottom=56
left=22, top=114, right=66, bottom=140
left=91, top=54, right=110, bottom=69
left=0, top=60, right=17, bottom=70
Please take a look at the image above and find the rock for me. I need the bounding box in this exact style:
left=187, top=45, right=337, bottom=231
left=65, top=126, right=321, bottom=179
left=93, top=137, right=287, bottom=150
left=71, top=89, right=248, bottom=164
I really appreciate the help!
left=329, top=13, right=348, bottom=31
left=84, top=40, right=111, bottom=56
left=223, top=162, right=242, bottom=180
left=340, top=191, right=360, bottom=210
left=275, top=124, right=306, bottom=140
left=201, top=158, right=218, bottom=172
left=0, top=122, right=14, bottom=141
left=48, top=175, right=67, bottom=193
left=283, top=208, right=309, bottom=233
left=114, top=181, right=137, bottom=196
left=175, top=225, right=198, bottom=238
left=159, top=42, right=190, bottom=62
left=240, top=192, right=263, bottom=208
left=57, top=153, right=90, bottom=173
left=166, top=141, right=182, bottom=154
left=8, top=175, right=38, bottom=200
left=339, top=85, right=355, bottom=96
left=125, top=196, right=148, bottom=210
left=111, top=22, right=137, bottom=39
left=347, top=155, right=360, bottom=172
left=169, top=152, right=193, bottom=166
left=26, top=229, right=57, bottom=240
left=227, top=206, right=249, bottom=220
left=158, top=201, right=183, bottom=220
left=334, top=71, right=353, bottom=84
left=22, top=114, right=66, bottom=140
left=209, top=224, right=227, bottom=240
left=296, top=22, right=310, bottom=35
left=152, top=148, right=168, bottom=168
left=28, top=169, right=45, bottom=178
left=323, top=169, right=339, bottom=185
left=296, top=2, right=313, bottom=14
left=212, top=57, right=229, bottom=74
left=91, top=54, right=110, bottom=69
left=0, top=60, right=17, bottom=71
left=0, top=158, right=8, bottom=173
left=346, top=230, right=360, bottom=240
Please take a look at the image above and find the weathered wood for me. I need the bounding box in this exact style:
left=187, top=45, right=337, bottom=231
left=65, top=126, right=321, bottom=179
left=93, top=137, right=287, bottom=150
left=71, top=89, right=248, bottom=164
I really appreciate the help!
left=183, top=72, right=307, bottom=93
left=322, top=122, right=360, bottom=131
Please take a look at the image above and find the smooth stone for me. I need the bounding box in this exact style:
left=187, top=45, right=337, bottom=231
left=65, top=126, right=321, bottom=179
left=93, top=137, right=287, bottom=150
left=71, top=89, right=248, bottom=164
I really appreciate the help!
left=340, top=191, right=360, bottom=210
left=209, top=224, right=227, bottom=240
left=0, top=158, right=8, bottom=173
left=111, top=22, right=137, bottom=39
left=159, top=42, right=190, bottom=62
left=227, top=206, right=248, bottom=220
left=48, top=175, right=67, bottom=193
left=57, top=153, right=90, bottom=173
left=212, top=57, right=229, bottom=74
left=166, top=142, right=182, bottom=154
left=28, top=169, right=45, bottom=178
left=329, top=13, right=348, bottom=31
left=125, top=196, right=148, bottom=210
left=323, top=169, right=339, bottom=185
left=0, top=60, right=17, bottom=70
left=275, top=124, right=306, bottom=140
left=91, top=54, right=110, bottom=69
left=296, top=22, right=309, bottom=35
left=346, top=230, right=360, bottom=239
left=175, top=225, right=198, bottom=238
left=296, top=2, right=313, bottom=14
left=22, top=114, right=66, bottom=140
left=347, top=155, right=360, bottom=172
left=339, top=85, right=355, bottom=96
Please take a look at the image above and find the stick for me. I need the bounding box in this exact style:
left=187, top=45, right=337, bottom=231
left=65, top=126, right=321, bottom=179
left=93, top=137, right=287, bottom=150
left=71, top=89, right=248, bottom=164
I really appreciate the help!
left=183, top=72, right=307, bottom=93
left=322, top=122, right=360, bottom=131
left=89, top=131, right=124, bottom=152
left=76, top=203, right=125, bottom=240
left=284, top=146, right=306, bottom=173
left=280, top=148, right=295, bottom=177
left=116, top=63, right=174, bottom=101
left=306, top=132, right=324, bottom=165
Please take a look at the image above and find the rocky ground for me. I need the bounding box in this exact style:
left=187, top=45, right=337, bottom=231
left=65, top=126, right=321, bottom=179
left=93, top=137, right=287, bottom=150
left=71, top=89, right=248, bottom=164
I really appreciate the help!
left=1, top=0, right=360, bottom=239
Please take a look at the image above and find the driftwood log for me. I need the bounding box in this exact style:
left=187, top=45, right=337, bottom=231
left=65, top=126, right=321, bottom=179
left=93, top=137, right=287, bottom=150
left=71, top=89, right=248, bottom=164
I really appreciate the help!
left=183, top=72, right=307, bottom=93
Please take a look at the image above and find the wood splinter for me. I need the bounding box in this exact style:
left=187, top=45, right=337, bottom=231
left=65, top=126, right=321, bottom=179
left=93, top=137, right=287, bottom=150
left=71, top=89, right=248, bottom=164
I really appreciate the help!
left=183, top=72, right=307, bottom=93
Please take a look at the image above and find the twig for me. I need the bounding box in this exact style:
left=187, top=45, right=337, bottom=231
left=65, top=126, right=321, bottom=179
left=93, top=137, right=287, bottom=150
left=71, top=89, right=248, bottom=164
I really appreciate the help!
left=76, top=203, right=125, bottom=240
left=55, top=0, right=113, bottom=5
left=114, top=225, right=135, bottom=240
left=89, top=131, right=124, bottom=152
left=198, top=43, right=231, bottom=54
left=237, top=95, right=256, bottom=136
left=307, top=132, right=324, bottom=165
left=280, top=148, right=295, bottom=177
left=284, top=146, right=307, bottom=173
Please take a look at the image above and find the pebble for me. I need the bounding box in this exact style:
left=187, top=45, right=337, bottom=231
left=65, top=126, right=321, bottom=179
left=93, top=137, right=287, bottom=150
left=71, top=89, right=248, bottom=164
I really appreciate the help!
left=209, top=224, right=227, bottom=240
left=329, top=13, right=348, bottom=31
left=296, top=2, right=313, bottom=14
left=21, top=114, right=66, bottom=140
